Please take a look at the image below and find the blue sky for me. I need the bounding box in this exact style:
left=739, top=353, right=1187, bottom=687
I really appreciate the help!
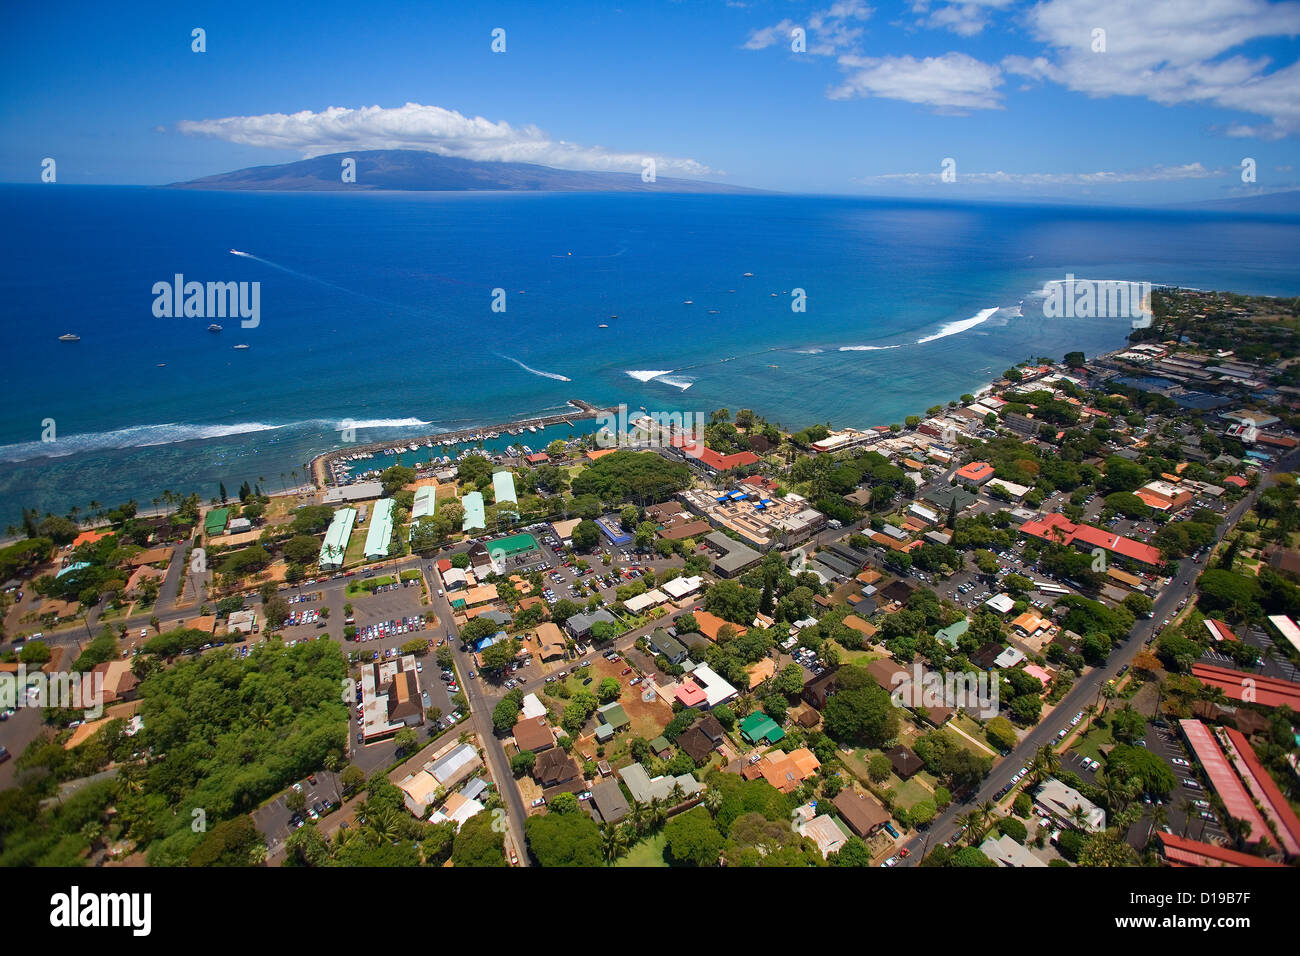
left=2, top=0, right=1298, bottom=202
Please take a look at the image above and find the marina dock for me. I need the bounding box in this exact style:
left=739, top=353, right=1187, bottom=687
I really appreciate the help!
left=309, top=399, right=614, bottom=488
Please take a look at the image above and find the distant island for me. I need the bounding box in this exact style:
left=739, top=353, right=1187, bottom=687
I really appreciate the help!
left=168, top=149, right=760, bottom=193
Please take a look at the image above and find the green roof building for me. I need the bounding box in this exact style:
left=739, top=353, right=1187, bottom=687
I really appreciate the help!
left=492, top=470, right=518, bottom=507
left=739, top=711, right=785, bottom=745
left=318, top=507, right=357, bottom=570
left=461, top=491, right=486, bottom=532
left=936, top=618, right=969, bottom=647
left=363, top=498, right=395, bottom=559
left=204, top=507, right=230, bottom=537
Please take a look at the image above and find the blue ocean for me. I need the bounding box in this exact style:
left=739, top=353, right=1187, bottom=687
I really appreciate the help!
left=2, top=185, right=1298, bottom=529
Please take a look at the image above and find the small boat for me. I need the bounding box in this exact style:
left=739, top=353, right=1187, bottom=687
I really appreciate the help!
left=58, top=333, right=80, bottom=342
left=743, top=272, right=753, bottom=277
left=598, top=324, right=608, bottom=328
left=233, top=344, right=250, bottom=349
left=683, top=300, right=693, bottom=305
left=156, top=363, right=166, bottom=367
left=707, top=309, right=719, bottom=314
left=609, top=315, right=618, bottom=319
left=208, top=324, right=222, bottom=332
left=767, top=364, right=779, bottom=368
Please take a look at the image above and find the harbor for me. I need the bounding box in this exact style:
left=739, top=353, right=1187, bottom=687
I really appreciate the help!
left=309, top=399, right=616, bottom=487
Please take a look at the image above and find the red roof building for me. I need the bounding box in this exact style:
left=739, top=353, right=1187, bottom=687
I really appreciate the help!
left=954, top=462, right=995, bottom=485
left=1224, top=475, right=1249, bottom=488
left=1157, top=832, right=1284, bottom=868
left=1191, top=663, right=1300, bottom=711
left=1178, top=719, right=1269, bottom=846
left=668, top=435, right=760, bottom=473
left=1019, top=512, right=1162, bottom=565
left=1221, top=726, right=1300, bottom=859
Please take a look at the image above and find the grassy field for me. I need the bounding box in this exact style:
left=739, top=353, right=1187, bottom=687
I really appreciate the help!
left=1071, top=721, right=1116, bottom=762
left=617, top=831, right=668, bottom=867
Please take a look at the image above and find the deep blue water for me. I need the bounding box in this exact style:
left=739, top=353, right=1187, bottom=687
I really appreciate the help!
left=1, top=185, right=1298, bottom=528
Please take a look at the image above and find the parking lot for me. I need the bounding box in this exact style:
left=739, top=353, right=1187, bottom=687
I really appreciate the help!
left=253, top=769, right=343, bottom=853
left=1143, top=722, right=1225, bottom=843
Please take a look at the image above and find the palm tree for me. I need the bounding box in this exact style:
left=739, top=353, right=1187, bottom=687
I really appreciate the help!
left=1068, top=806, right=1090, bottom=830
left=1095, top=770, right=1130, bottom=814
left=648, top=796, right=667, bottom=829
left=701, top=787, right=723, bottom=818
left=1179, top=798, right=1196, bottom=838
left=628, top=801, right=649, bottom=835
left=669, top=781, right=686, bottom=806
left=600, top=821, right=628, bottom=864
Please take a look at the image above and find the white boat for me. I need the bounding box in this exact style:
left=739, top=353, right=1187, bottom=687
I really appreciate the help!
left=58, top=333, right=80, bottom=342
left=207, top=324, right=222, bottom=332
left=233, top=344, right=250, bottom=349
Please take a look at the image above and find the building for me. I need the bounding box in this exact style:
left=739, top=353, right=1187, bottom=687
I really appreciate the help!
left=832, top=789, right=890, bottom=837
left=886, top=745, right=923, bottom=779
left=794, top=806, right=850, bottom=858
left=461, top=491, right=486, bottom=532
left=532, top=622, right=567, bottom=661
left=318, top=507, right=357, bottom=570
left=675, top=662, right=737, bottom=709
left=534, top=748, right=581, bottom=790
left=492, top=470, right=518, bottom=507
left=513, top=716, right=556, bottom=753
left=647, top=629, right=689, bottom=664
left=565, top=608, right=615, bottom=640
left=430, top=791, right=484, bottom=830
left=1178, top=719, right=1271, bottom=848
left=1156, top=831, right=1286, bottom=868
left=1191, top=663, right=1300, bottom=711
left=363, top=498, right=395, bottom=560
left=954, top=462, right=995, bottom=487
left=322, top=480, right=384, bottom=504
left=590, top=779, right=630, bottom=824
left=359, top=654, right=424, bottom=742
left=618, top=763, right=703, bottom=804
left=981, top=833, right=1047, bottom=867
left=739, top=711, right=785, bottom=746
left=692, top=610, right=746, bottom=642
left=702, top=531, right=762, bottom=577
left=410, top=485, right=436, bottom=526
left=1035, top=778, right=1105, bottom=832
left=802, top=668, right=840, bottom=710
left=755, top=747, right=820, bottom=793
left=661, top=574, right=703, bottom=601
left=1019, top=512, right=1162, bottom=566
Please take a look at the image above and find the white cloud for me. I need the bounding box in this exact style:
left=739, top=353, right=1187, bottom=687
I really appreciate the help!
left=910, top=0, right=1015, bottom=37
left=830, top=52, right=1005, bottom=110
left=1013, top=0, right=1300, bottom=137
left=177, top=102, right=716, bottom=176
left=744, top=0, right=873, bottom=55
left=861, top=162, right=1223, bottom=185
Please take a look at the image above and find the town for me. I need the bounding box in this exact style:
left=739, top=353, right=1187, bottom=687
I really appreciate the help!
left=2, top=287, right=1298, bottom=869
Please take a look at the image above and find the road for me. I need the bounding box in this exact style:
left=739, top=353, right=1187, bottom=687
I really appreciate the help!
left=898, top=446, right=1299, bottom=864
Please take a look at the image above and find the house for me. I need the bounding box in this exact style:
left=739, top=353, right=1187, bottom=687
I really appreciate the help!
left=795, top=806, right=849, bottom=858
left=618, top=763, right=703, bottom=804
left=590, top=779, right=630, bottom=824
left=675, top=662, right=736, bottom=709
left=980, top=833, right=1046, bottom=867
left=738, top=711, right=785, bottom=746
left=594, top=702, right=630, bottom=742
left=430, top=791, right=485, bottom=830
left=359, top=656, right=425, bottom=742
left=534, top=748, right=581, bottom=790
left=512, top=716, right=555, bottom=753
left=885, top=745, right=924, bottom=779
left=984, top=593, right=1015, bottom=615
left=660, top=575, right=703, bottom=600
left=756, top=747, right=820, bottom=793
left=565, top=608, right=615, bottom=640
left=533, top=622, right=568, bottom=660
left=519, top=692, right=547, bottom=720
left=648, top=629, right=689, bottom=664
left=832, top=789, right=891, bottom=837
left=92, top=660, right=140, bottom=704
left=676, top=726, right=717, bottom=764
left=802, top=668, right=840, bottom=711
left=693, top=610, right=747, bottom=642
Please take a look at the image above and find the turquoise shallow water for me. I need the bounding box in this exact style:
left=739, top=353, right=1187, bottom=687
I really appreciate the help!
left=1, top=185, right=1297, bottom=527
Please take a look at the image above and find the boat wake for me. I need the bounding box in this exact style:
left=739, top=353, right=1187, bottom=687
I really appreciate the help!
left=499, top=354, right=572, bottom=382
left=626, top=369, right=694, bottom=390
left=837, top=344, right=903, bottom=352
